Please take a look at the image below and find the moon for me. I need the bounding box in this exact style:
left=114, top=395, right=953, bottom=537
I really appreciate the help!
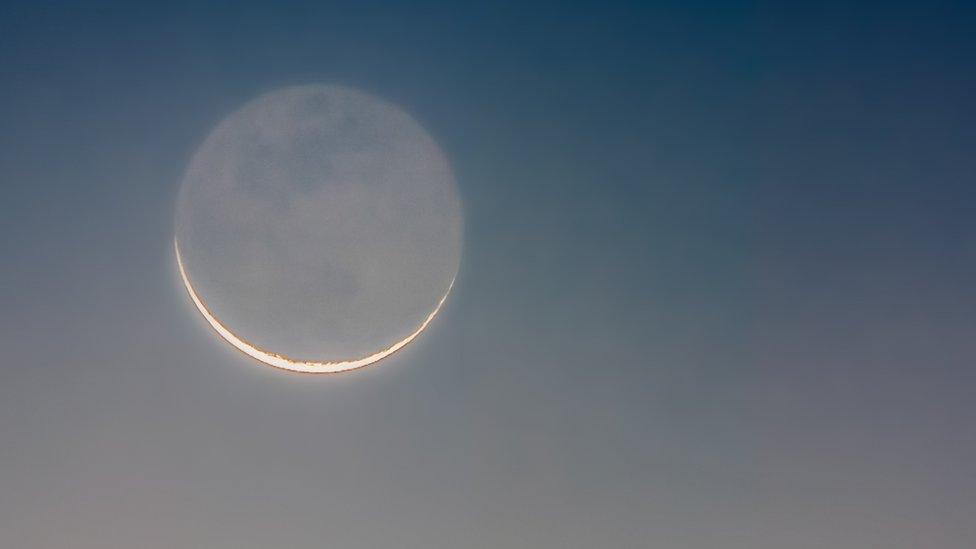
left=174, top=85, right=462, bottom=373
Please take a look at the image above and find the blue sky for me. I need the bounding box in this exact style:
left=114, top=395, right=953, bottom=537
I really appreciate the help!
left=1, top=2, right=974, bottom=547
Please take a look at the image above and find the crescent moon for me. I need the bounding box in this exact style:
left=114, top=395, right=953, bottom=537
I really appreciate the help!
left=175, top=240, right=454, bottom=374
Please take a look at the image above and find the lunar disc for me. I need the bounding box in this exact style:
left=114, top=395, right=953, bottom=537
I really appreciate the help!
left=174, top=85, right=462, bottom=373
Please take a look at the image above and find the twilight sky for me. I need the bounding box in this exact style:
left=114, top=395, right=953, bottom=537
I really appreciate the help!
left=1, top=2, right=975, bottom=548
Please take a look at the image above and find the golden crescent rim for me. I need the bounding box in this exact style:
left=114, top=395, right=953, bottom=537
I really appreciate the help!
left=175, top=239, right=455, bottom=374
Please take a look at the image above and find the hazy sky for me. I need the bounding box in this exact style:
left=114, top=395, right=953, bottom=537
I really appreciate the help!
left=1, top=2, right=974, bottom=548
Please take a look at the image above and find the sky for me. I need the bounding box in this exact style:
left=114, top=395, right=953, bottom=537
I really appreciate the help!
left=1, top=2, right=974, bottom=548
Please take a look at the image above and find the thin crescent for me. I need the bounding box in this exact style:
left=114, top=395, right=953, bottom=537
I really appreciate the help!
left=175, top=239, right=455, bottom=374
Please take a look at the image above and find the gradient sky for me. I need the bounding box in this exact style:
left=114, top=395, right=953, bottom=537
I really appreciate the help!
left=1, top=2, right=975, bottom=548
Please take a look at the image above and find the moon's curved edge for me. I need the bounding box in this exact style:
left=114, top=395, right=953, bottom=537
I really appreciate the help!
left=175, top=239, right=455, bottom=374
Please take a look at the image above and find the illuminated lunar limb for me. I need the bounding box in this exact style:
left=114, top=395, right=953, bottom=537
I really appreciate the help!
left=176, top=240, right=454, bottom=373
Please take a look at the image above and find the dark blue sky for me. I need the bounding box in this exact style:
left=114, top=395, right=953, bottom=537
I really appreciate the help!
left=1, top=2, right=974, bottom=547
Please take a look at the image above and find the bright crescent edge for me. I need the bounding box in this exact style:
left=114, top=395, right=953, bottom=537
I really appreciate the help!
left=175, top=239, right=455, bottom=374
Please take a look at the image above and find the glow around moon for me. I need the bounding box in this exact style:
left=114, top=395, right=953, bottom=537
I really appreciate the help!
left=175, top=85, right=462, bottom=372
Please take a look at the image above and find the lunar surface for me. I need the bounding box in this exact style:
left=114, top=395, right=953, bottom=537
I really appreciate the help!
left=175, top=85, right=462, bottom=373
